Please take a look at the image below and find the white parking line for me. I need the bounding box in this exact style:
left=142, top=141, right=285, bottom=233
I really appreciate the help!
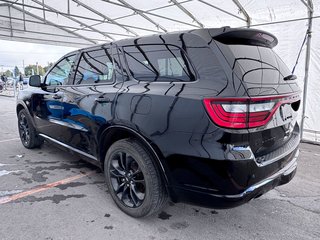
left=0, top=190, right=23, bottom=197
left=0, top=170, right=23, bottom=177
left=0, top=112, right=16, bottom=114
left=0, top=113, right=16, bottom=117
left=0, top=138, right=20, bottom=143
left=0, top=163, right=16, bottom=167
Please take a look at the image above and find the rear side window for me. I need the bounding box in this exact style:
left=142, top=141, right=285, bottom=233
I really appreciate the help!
left=74, top=48, right=114, bottom=84
left=123, top=44, right=196, bottom=82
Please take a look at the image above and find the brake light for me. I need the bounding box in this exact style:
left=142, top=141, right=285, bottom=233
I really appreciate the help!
left=203, top=94, right=300, bottom=129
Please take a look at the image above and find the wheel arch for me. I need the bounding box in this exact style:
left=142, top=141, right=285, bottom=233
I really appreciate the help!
left=98, top=125, right=170, bottom=188
left=16, top=101, right=36, bottom=126
left=16, top=103, right=25, bottom=114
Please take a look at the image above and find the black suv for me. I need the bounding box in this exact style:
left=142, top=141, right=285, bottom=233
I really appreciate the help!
left=16, top=27, right=301, bottom=217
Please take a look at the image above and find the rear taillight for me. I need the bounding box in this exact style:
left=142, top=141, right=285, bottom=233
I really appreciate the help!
left=203, top=94, right=300, bottom=129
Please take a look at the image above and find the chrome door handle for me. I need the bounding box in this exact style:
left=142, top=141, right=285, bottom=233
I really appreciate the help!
left=52, top=94, right=62, bottom=100
left=95, top=97, right=110, bottom=103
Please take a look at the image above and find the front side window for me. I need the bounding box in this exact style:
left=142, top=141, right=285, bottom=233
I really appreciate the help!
left=123, top=44, right=195, bottom=82
left=74, top=48, right=114, bottom=85
left=46, top=55, right=75, bottom=86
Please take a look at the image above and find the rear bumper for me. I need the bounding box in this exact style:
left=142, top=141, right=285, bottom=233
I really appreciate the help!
left=169, top=149, right=299, bottom=209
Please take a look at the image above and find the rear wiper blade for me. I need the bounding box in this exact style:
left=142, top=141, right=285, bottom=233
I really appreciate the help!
left=284, top=74, right=297, bottom=81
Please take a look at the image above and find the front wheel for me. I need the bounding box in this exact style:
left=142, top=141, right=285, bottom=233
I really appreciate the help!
left=18, top=109, right=43, bottom=149
left=104, top=138, right=168, bottom=217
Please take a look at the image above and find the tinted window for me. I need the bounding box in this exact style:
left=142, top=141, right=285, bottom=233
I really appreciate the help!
left=123, top=44, right=195, bottom=82
left=46, top=55, right=75, bottom=86
left=215, top=42, right=291, bottom=84
left=113, top=47, right=129, bottom=81
left=274, top=53, right=291, bottom=77
left=74, top=48, right=114, bottom=84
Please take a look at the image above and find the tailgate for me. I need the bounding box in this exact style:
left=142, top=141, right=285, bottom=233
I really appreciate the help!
left=212, top=33, right=301, bottom=159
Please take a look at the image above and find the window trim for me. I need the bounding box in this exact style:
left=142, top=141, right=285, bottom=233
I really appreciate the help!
left=44, top=54, right=77, bottom=87
left=73, top=47, right=116, bottom=86
left=121, top=43, right=198, bottom=83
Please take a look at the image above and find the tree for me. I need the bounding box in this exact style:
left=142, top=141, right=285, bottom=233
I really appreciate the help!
left=24, top=65, right=34, bottom=76
left=24, top=64, right=45, bottom=76
left=43, top=62, right=54, bottom=73
left=14, top=66, right=20, bottom=77
left=4, top=70, right=13, bottom=77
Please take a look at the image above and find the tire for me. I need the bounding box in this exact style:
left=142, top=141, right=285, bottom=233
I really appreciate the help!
left=17, top=109, right=43, bottom=149
left=104, top=138, right=168, bottom=218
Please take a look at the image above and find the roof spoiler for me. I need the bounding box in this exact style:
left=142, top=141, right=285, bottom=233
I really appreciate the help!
left=209, top=28, right=278, bottom=48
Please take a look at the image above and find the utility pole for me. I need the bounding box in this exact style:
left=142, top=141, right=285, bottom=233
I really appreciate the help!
left=22, top=60, right=25, bottom=75
left=36, top=62, right=39, bottom=75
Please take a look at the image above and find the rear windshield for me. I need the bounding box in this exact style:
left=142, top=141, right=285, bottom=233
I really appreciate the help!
left=122, top=44, right=196, bottom=82
left=215, top=42, right=291, bottom=85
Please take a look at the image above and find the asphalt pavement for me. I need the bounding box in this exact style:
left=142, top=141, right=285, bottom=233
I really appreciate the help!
left=0, top=95, right=319, bottom=240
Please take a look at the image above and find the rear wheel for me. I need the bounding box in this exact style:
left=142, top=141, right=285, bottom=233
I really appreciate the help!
left=104, top=138, right=168, bottom=217
left=18, top=109, right=43, bottom=149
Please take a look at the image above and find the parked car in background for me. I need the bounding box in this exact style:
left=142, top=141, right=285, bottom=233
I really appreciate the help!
left=6, top=77, right=15, bottom=88
left=23, top=77, right=29, bottom=85
left=0, top=79, right=4, bottom=91
left=16, top=27, right=301, bottom=217
left=0, top=76, right=14, bottom=91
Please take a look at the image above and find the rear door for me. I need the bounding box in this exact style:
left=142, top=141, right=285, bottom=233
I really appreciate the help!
left=32, top=54, right=76, bottom=141
left=58, top=45, right=123, bottom=158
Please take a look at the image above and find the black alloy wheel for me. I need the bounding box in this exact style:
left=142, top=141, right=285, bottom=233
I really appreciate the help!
left=17, top=109, right=43, bottom=149
left=104, top=138, right=168, bottom=217
left=109, top=151, right=146, bottom=208
left=18, top=111, right=31, bottom=146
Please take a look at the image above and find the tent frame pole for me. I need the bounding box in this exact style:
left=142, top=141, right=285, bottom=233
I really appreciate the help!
left=71, top=0, right=139, bottom=36
left=30, top=0, right=115, bottom=40
left=301, top=0, right=314, bottom=140
left=170, top=0, right=204, bottom=28
left=1, top=0, right=164, bottom=34
left=232, top=0, right=251, bottom=27
left=117, top=0, right=168, bottom=32
left=9, top=4, right=97, bottom=44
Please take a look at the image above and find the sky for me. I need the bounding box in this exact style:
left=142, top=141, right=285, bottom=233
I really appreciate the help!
left=0, top=40, right=78, bottom=73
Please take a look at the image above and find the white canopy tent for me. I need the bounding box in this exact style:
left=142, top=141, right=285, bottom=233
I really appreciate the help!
left=0, top=0, right=319, bottom=142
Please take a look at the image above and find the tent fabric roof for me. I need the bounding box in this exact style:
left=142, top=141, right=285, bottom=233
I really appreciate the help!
left=0, top=0, right=317, bottom=47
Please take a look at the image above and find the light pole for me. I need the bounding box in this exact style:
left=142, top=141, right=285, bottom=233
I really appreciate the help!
left=36, top=62, right=39, bottom=75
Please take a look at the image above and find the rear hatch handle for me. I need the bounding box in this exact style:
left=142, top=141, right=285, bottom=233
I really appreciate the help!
left=284, top=74, right=297, bottom=81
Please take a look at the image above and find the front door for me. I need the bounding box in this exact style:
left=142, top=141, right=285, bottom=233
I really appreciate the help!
left=58, top=46, right=123, bottom=158
left=32, top=54, right=77, bottom=141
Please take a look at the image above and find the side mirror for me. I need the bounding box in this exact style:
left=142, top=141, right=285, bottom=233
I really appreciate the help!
left=29, top=75, right=41, bottom=87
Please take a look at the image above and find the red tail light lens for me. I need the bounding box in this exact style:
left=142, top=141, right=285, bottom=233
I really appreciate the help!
left=203, top=94, right=300, bottom=129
